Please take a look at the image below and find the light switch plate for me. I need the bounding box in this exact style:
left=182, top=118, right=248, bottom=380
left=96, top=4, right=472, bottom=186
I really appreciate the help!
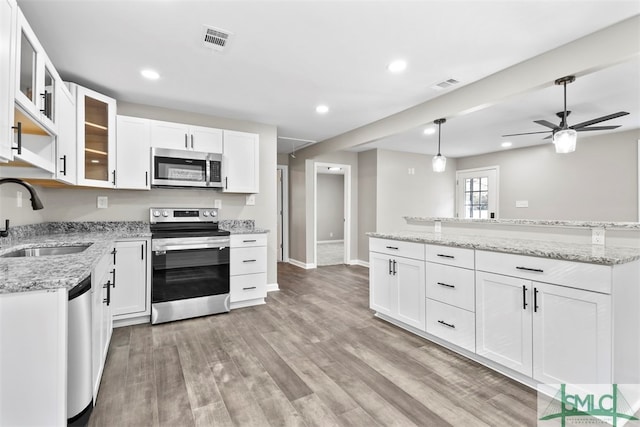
left=97, top=196, right=108, bottom=209
left=592, top=228, right=605, bottom=245
left=246, top=194, right=256, bottom=206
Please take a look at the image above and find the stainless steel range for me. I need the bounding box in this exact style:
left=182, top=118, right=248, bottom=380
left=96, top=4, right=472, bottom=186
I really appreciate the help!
left=150, top=208, right=230, bottom=324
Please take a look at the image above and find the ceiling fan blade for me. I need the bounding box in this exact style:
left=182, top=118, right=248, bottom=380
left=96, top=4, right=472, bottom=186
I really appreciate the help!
left=534, top=119, right=560, bottom=130
left=570, top=111, right=630, bottom=130
left=501, top=130, right=553, bottom=137
left=543, top=134, right=553, bottom=140
left=575, top=125, right=621, bottom=132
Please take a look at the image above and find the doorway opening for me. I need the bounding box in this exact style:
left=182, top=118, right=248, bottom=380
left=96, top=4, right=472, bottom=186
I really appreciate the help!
left=456, top=166, right=499, bottom=219
left=314, top=162, right=351, bottom=266
left=276, top=165, right=289, bottom=262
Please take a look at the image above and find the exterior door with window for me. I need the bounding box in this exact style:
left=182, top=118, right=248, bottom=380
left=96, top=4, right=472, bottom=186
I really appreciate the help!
left=456, top=167, right=498, bottom=219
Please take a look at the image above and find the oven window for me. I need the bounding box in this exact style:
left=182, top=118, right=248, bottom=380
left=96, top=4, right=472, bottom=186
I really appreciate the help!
left=152, top=247, right=230, bottom=303
left=155, top=156, right=206, bottom=182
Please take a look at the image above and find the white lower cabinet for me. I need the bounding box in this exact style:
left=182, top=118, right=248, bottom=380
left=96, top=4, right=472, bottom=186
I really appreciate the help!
left=369, top=238, right=426, bottom=331
left=426, top=298, right=475, bottom=352
left=230, top=234, right=267, bottom=308
left=92, top=246, right=114, bottom=401
left=113, top=240, right=149, bottom=321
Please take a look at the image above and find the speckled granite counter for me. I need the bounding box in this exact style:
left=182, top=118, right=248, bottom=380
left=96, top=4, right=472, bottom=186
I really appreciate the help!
left=0, top=222, right=150, bottom=295
left=404, top=216, right=640, bottom=230
left=219, top=219, right=269, bottom=234
left=368, top=231, right=640, bottom=265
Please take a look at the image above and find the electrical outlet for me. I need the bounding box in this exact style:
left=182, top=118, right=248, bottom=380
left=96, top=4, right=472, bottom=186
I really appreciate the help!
left=515, top=200, right=529, bottom=208
left=246, top=194, right=256, bottom=206
left=97, top=196, right=108, bottom=209
left=434, top=221, right=442, bottom=233
left=214, top=199, right=222, bottom=209
left=592, top=228, right=605, bottom=245
left=16, top=191, right=22, bottom=208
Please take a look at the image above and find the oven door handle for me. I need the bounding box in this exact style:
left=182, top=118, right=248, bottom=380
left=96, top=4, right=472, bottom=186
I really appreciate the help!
left=154, top=242, right=228, bottom=252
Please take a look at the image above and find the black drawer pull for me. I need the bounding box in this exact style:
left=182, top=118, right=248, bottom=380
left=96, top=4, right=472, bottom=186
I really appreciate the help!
left=437, top=320, right=455, bottom=329
left=516, top=266, right=544, bottom=273
left=522, top=285, right=528, bottom=310
left=437, top=254, right=454, bottom=259
left=388, top=259, right=393, bottom=275
left=243, top=239, right=257, bottom=243
left=242, top=286, right=257, bottom=291
left=386, top=246, right=399, bottom=250
left=534, top=287, right=539, bottom=312
left=243, top=259, right=257, bottom=263
left=437, top=282, right=455, bottom=289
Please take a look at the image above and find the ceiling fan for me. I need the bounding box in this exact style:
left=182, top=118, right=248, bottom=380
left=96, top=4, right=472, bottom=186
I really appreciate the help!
left=502, top=75, right=629, bottom=153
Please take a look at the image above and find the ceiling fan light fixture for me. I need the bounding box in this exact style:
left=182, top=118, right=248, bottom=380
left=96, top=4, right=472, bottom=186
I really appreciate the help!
left=553, top=129, right=577, bottom=153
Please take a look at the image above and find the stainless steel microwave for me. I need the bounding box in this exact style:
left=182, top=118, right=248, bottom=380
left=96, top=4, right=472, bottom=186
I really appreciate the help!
left=151, top=147, right=223, bottom=189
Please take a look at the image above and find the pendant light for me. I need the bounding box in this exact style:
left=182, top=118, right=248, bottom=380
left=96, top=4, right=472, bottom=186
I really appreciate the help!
left=432, top=118, right=447, bottom=173
left=552, top=76, right=577, bottom=153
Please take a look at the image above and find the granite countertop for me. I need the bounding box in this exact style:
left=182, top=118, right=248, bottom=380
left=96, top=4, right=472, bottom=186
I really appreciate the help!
left=404, top=216, right=640, bottom=230
left=0, top=222, right=151, bottom=295
left=219, top=219, right=268, bottom=234
left=368, top=231, right=640, bottom=265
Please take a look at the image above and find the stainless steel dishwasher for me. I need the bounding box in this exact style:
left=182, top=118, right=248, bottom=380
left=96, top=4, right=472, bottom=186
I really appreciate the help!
left=68, top=276, right=93, bottom=426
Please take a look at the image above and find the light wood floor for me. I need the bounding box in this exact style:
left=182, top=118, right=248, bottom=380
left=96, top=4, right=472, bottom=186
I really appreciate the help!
left=89, top=263, right=537, bottom=426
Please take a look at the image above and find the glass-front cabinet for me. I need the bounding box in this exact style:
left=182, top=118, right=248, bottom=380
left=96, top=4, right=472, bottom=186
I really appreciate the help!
left=70, top=83, right=116, bottom=188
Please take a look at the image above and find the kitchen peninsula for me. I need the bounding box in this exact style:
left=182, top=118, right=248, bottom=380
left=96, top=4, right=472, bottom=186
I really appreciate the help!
left=368, top=217, right=640, bottom=404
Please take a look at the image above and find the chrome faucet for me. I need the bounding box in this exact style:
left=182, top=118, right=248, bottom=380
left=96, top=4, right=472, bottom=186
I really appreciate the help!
left=0, top=178, right=44, bottom=237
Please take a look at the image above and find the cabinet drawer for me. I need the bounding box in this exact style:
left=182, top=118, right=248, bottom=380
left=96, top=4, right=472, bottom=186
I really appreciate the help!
left=230, top=234, right=267, bottom=248
left=426, top=245, right=474, bottom=269
left=475, top=250, right=612, bottom=294
left=426, top=263, right=475, bottom=311
left=426, top=299, right=475, bottom=352
left=231, top=247, right=267, bottom=275
left=230, top=273, right=267, bottom=303
left=369, top=238, right=425, bottom=260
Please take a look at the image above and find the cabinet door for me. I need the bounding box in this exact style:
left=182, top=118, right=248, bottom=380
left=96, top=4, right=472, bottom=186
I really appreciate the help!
left=0, top=0, right=16, bottom=161
left=149, top=119, right=190, bottom=150
left=476, top=271, right=533, bottom=376
left=113, top=240, right=148, bottom=317
left=369, top=252, right=395, bottom=317
left=75, top=84, right=116, bottom=188
left=223, top=130, right=259, bottom=193
left=56, top=85, right=76, bottom=184
left=533, top=282, right=612, bottom=385
left=116, top=116, right=151, bottom=189
left=190, top=125, right=222, bottom=152
left=395, top=256, right=426, bottom=331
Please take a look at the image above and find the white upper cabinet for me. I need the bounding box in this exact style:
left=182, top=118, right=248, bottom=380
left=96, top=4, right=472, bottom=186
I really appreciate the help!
left=116, top=115, right=150, bottom=190
left=55, top=84, right=76, bottom=184
left=223, top=130, right=259, bottom=193
left=70, top=83, right=117, bottom=188
left=150, top=119, right=222, bottom=153
left=0, top=0, right=17, bottom=161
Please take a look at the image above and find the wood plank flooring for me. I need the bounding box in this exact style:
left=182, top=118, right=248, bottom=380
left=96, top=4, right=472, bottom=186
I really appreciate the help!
left=89, top=263, right=537, bottom=426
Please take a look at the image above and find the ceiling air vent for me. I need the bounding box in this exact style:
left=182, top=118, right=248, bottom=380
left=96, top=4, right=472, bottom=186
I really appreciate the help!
left=431, top=78, right=460, bottom=91
left=202, top=25, right=233, bottom=52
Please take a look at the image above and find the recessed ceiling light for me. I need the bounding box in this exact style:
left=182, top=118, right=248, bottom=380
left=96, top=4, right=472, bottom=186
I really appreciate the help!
left=316, top=105, right=329, bottom=114
left=423, top=126, right=436, bottom=135
left=140, top=69, right=160, bottom=80
left=388, top=60, right=407, bottom=73
left=501, top=141, right=513, bottom=148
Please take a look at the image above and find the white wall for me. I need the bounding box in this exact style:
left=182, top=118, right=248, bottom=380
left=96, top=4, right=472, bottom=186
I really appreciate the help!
left=0, top=102, right=279, bottom=285
left=456, top=129, right=639, bottom=221
left=357, top=150, right=377, bottom=262
left=316, top=173, right=344, bottom=241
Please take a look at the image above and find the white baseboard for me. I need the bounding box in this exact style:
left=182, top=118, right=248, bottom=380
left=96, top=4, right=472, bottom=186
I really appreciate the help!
left=230, top=299, right=266, bottom=310
left=113, top=315, right=150, bottom=328
left=266, top=283, right=279, bottom=292
left=289, top=258, right=317, bottom=269
left=317, top=239, right=344, bottom=244
left=348, top=259, right=369, bottom=268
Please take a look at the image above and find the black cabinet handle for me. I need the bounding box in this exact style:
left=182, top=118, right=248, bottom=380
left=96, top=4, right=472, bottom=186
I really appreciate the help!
left=386, top=246, right=399, bottom=250
left=392, top=260, right=397, bottom=275
left=145, top=171, right=148, bottom=187
left=534, top=288, right=539, bottom=312
left=243, top=240, right=257, bottom=243
left=60, top=155, right=67, bottom=175
left=437, top=320, right=455, bottom=329
left=437, top=254, right=455, bottom=259
left=191, top=134, right=194, bottom=149
left=243, top=286, right=257, bottom=291
left=437, top=282, right=455, bottom=289
left=184, top=133, right=188, bottom=149
left=225, top=177, right=228, bottom=189
left=111, top=248, right=117, bottom=264
left=522, top=285, right=528, bottom=310
left=516, top=266, right=544, bottom=273
left=243, top=259, right=257, bottom=263
left=112, top=170, right=116, bottom=186
left=11, top=122, right=22, bottom=155
left=141, top=243, right=145, bottom=260
left=388, top=259, right=392, bottom=275
left=103, top=281, right=111, bottom=306
left=111, top=268, right=116, bottom=288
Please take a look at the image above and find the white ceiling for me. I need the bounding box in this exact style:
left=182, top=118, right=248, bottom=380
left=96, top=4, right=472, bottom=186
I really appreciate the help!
left=16, top=1, right=640, bottom=156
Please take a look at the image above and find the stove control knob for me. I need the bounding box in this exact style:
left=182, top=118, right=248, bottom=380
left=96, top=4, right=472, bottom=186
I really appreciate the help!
left=152, top=210, right=161, bottom=218
left=210, top=210, right=217, bottom=217
left=203, top=211, right=210, bottom=217
left=162, top=210, right=170, bottom=217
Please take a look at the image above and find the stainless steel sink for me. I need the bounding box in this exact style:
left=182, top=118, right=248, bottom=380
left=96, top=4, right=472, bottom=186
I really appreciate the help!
left=1, top=244, right=91, bottom=258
